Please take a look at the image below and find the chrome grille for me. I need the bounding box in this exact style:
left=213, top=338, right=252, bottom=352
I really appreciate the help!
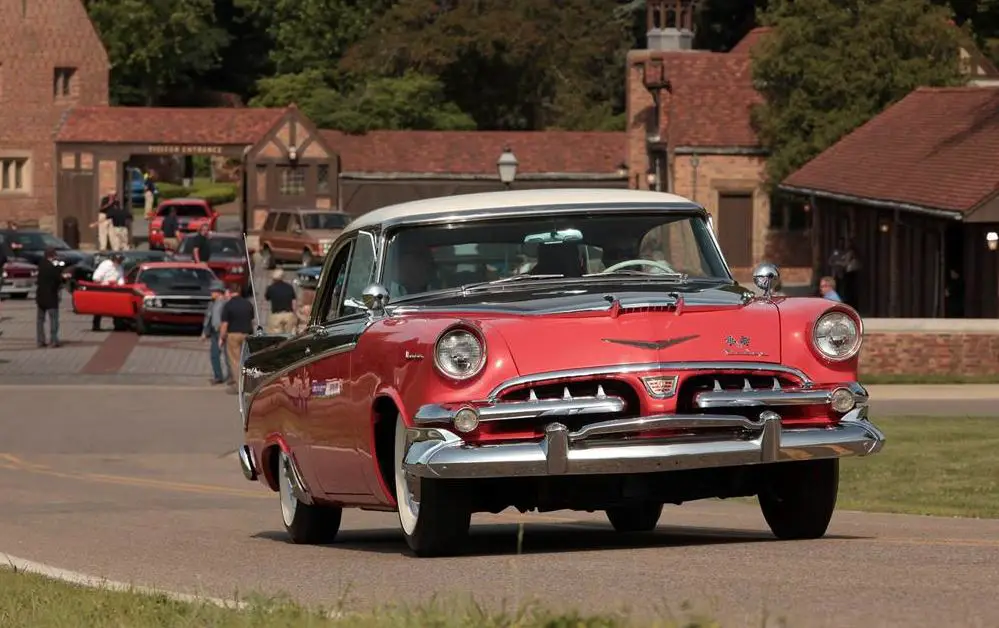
left=160, top=297, right=211, bottom=311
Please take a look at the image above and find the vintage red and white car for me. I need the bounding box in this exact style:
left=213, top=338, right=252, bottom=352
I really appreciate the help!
left=72, top=261, right=217, bottom=333
left=236, top=188, right=885, bottom=557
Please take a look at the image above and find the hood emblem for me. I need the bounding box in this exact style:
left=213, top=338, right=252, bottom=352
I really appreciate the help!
left=724, top=335, right=767, bottom=357
left=602, top=335, right=699, bottom=350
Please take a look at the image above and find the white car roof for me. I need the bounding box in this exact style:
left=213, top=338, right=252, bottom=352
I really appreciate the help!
left=341, top=188, right=700, bottom=235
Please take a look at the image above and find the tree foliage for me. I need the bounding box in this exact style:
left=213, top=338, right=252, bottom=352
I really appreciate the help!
left=339, top=0, right=634, bottom=131
left=86, top=0, right=229, bottom=106
left=751, top=0, right=966, bottom=187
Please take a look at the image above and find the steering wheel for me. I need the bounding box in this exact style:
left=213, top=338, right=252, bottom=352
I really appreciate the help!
left=601, top=259, right=676, bottom=275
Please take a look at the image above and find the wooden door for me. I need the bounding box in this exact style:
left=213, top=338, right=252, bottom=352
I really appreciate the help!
left=717, top=192, right=755, bottom=268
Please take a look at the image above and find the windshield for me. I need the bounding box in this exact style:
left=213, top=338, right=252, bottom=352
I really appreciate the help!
left=178, top=236, right=245, bottom=257
left=380, top=212, right=728, bottom=299
left=158, top=203, right=210, bottom=218
left=6, top=232, right=70, bottom=250
left=138, top=267, right=216, bottom=286
left=302, top=212, right=350, bottom=230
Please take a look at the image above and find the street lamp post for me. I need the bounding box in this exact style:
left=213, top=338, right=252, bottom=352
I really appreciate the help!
left=497, top=147, right=518, bottom=189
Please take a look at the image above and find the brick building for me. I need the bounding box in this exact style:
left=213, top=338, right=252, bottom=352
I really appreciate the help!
left=0, top=0, right=109, bottom=230
left=625, top=1, right=813, bottom=285
left=322, top=130, right=628, bottom=215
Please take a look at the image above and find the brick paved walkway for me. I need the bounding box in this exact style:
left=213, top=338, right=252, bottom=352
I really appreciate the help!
left=0, top=259, right=299, bottom=387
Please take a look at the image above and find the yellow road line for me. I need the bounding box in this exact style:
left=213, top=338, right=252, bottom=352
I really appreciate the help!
left=3, top=453, right=999, bottom=549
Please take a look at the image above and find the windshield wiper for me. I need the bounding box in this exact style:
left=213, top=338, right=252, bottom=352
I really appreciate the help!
left=461, top=273, right=564, bottom=293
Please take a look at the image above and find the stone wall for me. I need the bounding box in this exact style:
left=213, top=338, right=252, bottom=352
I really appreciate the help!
left=860, top=319, right=999, bottom=376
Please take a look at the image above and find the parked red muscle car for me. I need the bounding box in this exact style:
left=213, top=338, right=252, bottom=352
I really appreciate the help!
left=148, top=198, right=218, bottom=250
left=172, top=232, right=252, bottom=290
left=1, top=258, right=38, bottom=299
left=72, top=261, right=218, bottom=334
left=236, top=189, right=885, bottom=557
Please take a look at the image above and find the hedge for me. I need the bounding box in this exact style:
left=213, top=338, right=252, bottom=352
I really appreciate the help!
left=157, top=182, right=238, bottom=206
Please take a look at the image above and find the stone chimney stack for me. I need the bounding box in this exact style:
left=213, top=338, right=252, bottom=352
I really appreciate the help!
left=647, top=0, right=700, bottom=51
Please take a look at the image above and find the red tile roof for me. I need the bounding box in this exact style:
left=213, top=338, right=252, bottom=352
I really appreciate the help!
left=56, top=106, right=287, bottom=144
left=782, top=86, right=999, bottom=213
left=730, top=27, right=773, bottom=53
left=631, top=50, right=762, bottom=148
left=321, top=130, right=627, bottom=174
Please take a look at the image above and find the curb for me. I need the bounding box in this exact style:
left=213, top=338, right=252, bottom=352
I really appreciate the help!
left=864, top=384, right=999, bottom=401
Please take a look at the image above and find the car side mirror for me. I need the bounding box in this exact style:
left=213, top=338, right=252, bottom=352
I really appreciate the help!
left=360, top=283, right=390, bottom=312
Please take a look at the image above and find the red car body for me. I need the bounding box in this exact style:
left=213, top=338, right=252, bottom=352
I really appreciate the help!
left=71, top=261, right=217, bottom=333
left=235, top=189, right=885, bottom=557
left=1, top=258, right=38, bottom=299
left=171, top=231, right=252, bottom=290
left=148, top=199, right=218, bottom=250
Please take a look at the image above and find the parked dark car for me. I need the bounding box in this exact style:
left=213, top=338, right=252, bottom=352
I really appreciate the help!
left=69, top=249, right=169, bottom=291
left=293, top=265, right=321, bottom=291
left=0, top=229, right=92, bottom=282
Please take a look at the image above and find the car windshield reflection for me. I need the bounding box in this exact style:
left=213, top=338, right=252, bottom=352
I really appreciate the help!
left=379, top=212, right=728, bottom=300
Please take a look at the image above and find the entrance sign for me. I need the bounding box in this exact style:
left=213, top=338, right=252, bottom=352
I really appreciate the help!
left=147, top=145, right=224, bottom=155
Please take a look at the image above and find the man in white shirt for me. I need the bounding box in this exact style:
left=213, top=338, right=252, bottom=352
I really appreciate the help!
left=91, top=253, right=125, bottom=331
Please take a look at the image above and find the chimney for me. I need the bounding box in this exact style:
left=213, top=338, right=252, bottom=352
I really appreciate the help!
left=647, top=0, right=700, bottom=51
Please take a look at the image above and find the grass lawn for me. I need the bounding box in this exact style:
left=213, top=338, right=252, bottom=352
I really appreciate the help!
left=0, top=568, right=721, bottom=628
left=838, top=416, right=999, bottom=518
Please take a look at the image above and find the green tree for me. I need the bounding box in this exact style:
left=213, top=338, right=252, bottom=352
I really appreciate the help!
left=86, top=0, right=229, bottom=105
left=751, top=0, right=965, bottom=187
left=249, top=70, right=476, bottom=133
left=340, top=0, right=633, bottom=131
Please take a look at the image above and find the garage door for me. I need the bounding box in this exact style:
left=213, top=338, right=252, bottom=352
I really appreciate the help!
left=717, top=192, right=754, bottom=268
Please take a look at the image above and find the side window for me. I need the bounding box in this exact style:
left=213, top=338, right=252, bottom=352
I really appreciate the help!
left=274, top=212, right=290, bottom=232
left=318, top=243, right=353, bottom=325
left=340, top=231, right=377, bottom=317
left=288, top=213, right=301, bottom=232
left=126, top=267, right=141, bottom=284
left=262, top=213, right=277, bottom=231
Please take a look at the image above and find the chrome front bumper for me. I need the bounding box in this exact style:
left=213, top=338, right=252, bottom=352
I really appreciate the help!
left=402, top=407, right=885, bottom=480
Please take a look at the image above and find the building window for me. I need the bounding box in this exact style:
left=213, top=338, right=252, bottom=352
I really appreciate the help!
left=769, top=195, right=812, bottom=231
left=278, top=165, right=306, bottom=196
left=316, top=164, right=331, bottom=195
left=53, top=67, right=76, bottom=98
left=0, top=157, right=29, bottom=192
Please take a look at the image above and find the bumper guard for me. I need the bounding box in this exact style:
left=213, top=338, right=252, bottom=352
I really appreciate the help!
left=402, top=406, right=885, bottom=480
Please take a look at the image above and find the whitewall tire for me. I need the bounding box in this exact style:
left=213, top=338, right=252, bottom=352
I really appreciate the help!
left=393, top=417, right=471, bottom=557
left=277, top=450, right=342, bottom=544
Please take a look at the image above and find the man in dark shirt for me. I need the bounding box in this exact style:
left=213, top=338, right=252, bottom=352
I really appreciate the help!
left=105, top=193, right=131, bottom=251
left=264, top=269, right=298, bottom=334
left=160, top=206, right=179, bottom=252
left=190, top=224, right=212, bottom=263
left=35, top=247, right=64, bottom=348
left=220, top=283, right=256, bottom=389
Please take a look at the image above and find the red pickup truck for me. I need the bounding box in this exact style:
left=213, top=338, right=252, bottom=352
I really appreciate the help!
left=148, top=199, right=219, bottom=250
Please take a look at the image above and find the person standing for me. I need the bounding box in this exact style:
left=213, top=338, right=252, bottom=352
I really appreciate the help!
left=201, top=281, right=229, bottom=384
left=264, top=269, right=298, bottom=334
left=35, top=247, right=63, bottom=348
left=190, top=224, right=212, bottom=263
left=104, top=193, right=130, bottom=251
left=90, top=253, right=125, bottom=331
left=90, top=192, right=113, bottom=251
left=219, top=283, right=256, bottom=391
left=160, top=206, right=180, bottom=252
left=143, top=171, right=157, bottom=217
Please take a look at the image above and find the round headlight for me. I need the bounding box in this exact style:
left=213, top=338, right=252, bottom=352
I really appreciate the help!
left=434, top=327, right=486, bottom=380
left=812, top=311, right=862, bottom=361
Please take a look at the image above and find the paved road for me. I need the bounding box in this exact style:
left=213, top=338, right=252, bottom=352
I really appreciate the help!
left=1, top=387, right=998, bottom=627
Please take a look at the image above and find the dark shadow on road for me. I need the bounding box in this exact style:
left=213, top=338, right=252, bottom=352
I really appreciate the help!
left=252, top=521, right=868, bottom=557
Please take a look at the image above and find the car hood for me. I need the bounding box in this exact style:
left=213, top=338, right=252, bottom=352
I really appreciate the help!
left=402, top=283, right=782, bottom=374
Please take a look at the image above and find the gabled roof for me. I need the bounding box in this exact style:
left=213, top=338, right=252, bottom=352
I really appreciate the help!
left=628, top=50, right=762, bottom=149
left=57, top=107, right=287, bottom=144
left=781, top=86, right=999, bottom=214
left=321, top=130, right=627, bottom=175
